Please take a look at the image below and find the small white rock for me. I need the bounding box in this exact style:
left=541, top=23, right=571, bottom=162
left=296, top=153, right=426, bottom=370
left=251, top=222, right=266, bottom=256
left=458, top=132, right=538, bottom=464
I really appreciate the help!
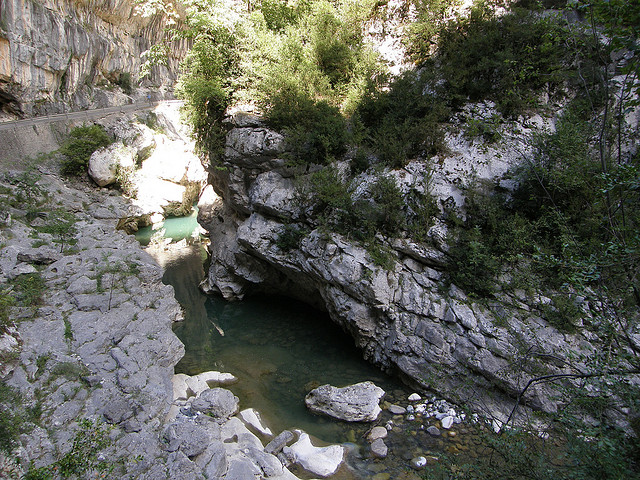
left=411, top=456, right=427, bottom=470
left=441, top=416, right=454, bottom=429
left=408, top=393, right=422, bottom=402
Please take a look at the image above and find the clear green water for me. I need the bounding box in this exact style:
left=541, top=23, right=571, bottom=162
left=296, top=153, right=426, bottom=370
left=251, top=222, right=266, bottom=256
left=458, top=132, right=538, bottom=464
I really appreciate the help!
left=135, top=208, right=201, bottom=246
left=155, top=245, right=406, bottom=445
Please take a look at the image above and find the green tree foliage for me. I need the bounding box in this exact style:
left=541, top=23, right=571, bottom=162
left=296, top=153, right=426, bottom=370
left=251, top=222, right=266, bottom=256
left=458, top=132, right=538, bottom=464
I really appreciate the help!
left=354, top=70, right=450, bottom=167
left=59, top=125, right=113, bottom=176
left=177, top=4, right=242, bottom=160
left=408, top=2, right=599, bottom=116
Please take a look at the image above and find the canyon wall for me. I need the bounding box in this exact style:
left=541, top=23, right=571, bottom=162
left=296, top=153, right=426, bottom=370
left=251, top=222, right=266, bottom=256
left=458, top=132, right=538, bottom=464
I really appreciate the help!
left=198, top=110, right=623, bottom=428
left=0, top=0, right=188, bottom=118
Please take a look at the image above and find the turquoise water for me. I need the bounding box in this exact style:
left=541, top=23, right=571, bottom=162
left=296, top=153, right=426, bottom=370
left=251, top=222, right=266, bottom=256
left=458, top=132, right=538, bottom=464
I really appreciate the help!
left=156, top=246, right=406, bottom=444
left=135, top=208, right=202, bottom=246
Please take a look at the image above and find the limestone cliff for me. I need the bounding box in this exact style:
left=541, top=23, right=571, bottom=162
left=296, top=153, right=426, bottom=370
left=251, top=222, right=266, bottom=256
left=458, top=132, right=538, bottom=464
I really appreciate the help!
left=198, top=109, right=617, bottom=427
left=0, top=0, right=188, bottom=118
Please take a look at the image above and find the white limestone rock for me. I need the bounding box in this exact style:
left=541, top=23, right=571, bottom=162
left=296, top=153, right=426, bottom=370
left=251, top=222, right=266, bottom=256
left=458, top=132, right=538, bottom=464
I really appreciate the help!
left=88, top=142, right=136, bottom=187
left=239, top=408, right=273, bottom=438
left=284, top=431, right=345, bottom=478
left=305, top=381, right=385, bottom=422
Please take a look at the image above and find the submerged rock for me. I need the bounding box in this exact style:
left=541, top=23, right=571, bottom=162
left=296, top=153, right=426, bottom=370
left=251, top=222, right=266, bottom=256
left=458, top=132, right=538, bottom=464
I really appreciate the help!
left=305, top=381, right=385, bottom=422
left=388, top=404, right=406, bottom=415
left=367, top=426, right=388, bottom=442
left=370, top=438, right=388, bottom=458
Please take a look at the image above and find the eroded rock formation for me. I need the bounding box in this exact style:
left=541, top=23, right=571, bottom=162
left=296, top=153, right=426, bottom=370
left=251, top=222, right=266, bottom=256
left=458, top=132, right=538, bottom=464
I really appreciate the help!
left=0, top=0, right=188, bottom=117
left=199, top=109, right=610, bottom=426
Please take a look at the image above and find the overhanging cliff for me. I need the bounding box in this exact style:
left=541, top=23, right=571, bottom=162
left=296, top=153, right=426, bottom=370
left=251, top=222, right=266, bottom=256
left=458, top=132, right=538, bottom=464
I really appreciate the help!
left=0, top=0, right=188, bottom=118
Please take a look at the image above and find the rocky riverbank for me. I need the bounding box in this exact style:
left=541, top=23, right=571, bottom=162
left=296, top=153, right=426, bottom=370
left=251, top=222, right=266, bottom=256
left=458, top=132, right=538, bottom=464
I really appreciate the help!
left=0, top=108, right=369, bottom=479
left=0, top=167, right=353, bottom=479
left=0, top=168, right=186, bottom=477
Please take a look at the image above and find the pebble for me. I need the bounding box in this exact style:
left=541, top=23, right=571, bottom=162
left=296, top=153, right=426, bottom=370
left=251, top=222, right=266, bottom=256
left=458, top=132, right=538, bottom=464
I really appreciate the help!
left=426, top=426, right=441, bottom=437
left=406, top=414, right=415, bottom=421
left=372, top=474, right=391, bottom=480
left=388, top=404, right=406, bottom=415
left=408, top=393, right=421, bottom=402
left=441, top=416, right=454, bottom=429
left=368, top=426, right=388, bottom=442
left=406, top=405, right=415, bottom=414
left=371, top=438, right=388, bottom=458
left=410, top=456, right=427, bottom=470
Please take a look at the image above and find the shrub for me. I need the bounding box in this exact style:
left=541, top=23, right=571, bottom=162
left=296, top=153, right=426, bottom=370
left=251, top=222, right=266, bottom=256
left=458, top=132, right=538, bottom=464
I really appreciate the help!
left=115, top=72, right=134, bottom=94
left=0, top=290, right=14, bottom=334
left=410, top=5, right=598, bottom=116
left=25, top=419, right=115, bottom=479
left=275, top=224, right=308, bottom=251
left=177, top=17, right=241, bottom=160
left=60, top=125, right=113, bottom=176
left=268, top=94, right=348, bottom=165
left=354, top=71, right=449, bottom=167
left=36, top=209, right=78, bottom=252
left=9, top=273, right=45, bottom=308
left=405, top=187, right=439, bottom=241
left=0, top=384, right=23, bottom=454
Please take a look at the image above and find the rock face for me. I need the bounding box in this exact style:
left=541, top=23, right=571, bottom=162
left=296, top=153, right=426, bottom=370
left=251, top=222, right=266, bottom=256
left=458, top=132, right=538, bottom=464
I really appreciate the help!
left=199, top=109, right=607, bottom=426
left=305, top=382, right=385, bottom=422
left=0, top=0, right=188, bottom=118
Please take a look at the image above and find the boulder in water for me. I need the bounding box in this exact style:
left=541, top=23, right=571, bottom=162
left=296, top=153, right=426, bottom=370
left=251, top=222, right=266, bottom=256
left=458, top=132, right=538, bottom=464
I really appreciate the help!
left=305, top=381, right=385, bottom=422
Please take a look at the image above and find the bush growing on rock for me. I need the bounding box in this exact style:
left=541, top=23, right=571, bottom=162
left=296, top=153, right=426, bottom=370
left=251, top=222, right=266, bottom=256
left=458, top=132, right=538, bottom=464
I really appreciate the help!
left=60, top=125, right=113, bottom=176
left=408, top=4, right=600, bottom=117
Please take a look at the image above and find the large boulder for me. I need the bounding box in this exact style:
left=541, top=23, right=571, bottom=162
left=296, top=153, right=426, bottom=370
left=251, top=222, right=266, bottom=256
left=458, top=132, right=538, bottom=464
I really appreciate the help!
left=283, top=431, right=345, bottom=478
left=191, top=388, right=239, bottom=420
left=305, top=381, right=385, bottom=422
left=88, top=142, right=136, bottom=187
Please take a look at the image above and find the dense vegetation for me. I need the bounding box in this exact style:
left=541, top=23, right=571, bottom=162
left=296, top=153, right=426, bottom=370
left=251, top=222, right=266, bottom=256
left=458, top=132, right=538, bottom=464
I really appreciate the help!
left=59, top=124, right=113, bottom=176
left=143, top=0, right=640, bottom=477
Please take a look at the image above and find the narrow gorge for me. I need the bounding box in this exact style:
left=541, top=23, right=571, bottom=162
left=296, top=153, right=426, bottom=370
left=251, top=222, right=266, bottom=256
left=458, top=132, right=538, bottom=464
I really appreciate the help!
left=1, top=0, right=639, bottom=478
